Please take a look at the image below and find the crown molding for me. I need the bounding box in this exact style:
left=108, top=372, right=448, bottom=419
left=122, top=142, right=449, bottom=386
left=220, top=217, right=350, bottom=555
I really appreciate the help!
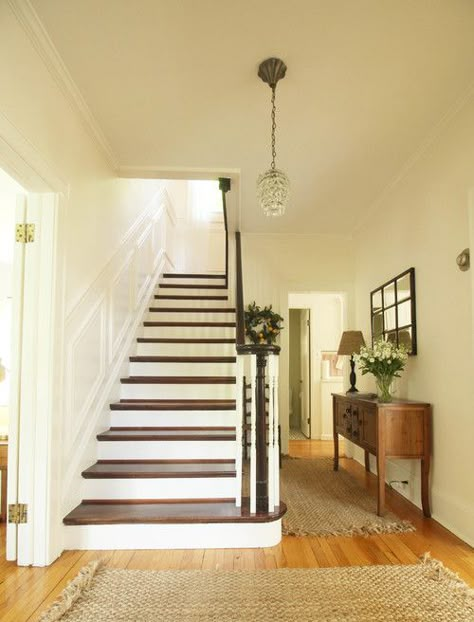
left=119, top=165, right=241, bottom=181
left=0, top=109, right=69, bottom=195
left=7, top=0, right=119, bottom=171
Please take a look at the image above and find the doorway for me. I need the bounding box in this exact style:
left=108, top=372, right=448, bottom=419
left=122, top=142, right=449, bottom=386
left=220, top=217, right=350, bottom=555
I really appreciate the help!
left=288, top=292, right=346, bottom=448
left=289, top=309, right=311, bottom=440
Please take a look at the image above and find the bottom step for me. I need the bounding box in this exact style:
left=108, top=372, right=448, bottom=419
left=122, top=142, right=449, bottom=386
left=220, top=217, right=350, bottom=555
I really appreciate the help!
left=63, top=499, right=286, bottom=550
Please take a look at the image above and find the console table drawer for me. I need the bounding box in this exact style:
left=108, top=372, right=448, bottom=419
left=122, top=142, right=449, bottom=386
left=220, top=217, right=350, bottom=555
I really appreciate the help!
left=358, top=405, right=376, bottom=453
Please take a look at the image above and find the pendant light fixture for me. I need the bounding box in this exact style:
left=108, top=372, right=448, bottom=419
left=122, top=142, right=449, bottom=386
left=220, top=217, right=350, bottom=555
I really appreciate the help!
left=257, top=57, right=289, bottom=217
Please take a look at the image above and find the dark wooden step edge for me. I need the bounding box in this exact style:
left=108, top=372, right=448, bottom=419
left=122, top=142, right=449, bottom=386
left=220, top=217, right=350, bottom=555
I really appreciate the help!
left=155, top=295, right=228, bottom=300
left=109, top=426, right=235, bottom=431
left=111, top=400, right=236, bottom=411
left=97, top=459, right=235, bottom=464
left=81, top=498, right=235, bottom=505
left=63, top=500, right=287, bottom=525
left=97, top=432, right=236, bottom=441
left=158, top=284, right=228, bottom=289
left=143, top=321, right=236, bottom=327
left=121, top=376, right=236, bottom=384
left=163, top=274, right=225, bottom=279
left=149, top=307, right=235, bottom=313
left=129, top=356, right=236, bottom=363
left=137, top=337, right=236, bottom=344
left=82, top=467, right=236, bottom=479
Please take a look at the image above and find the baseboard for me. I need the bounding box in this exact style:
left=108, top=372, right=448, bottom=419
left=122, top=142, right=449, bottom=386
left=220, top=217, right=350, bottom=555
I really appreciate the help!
left=353, top=451, right=474, bottom=547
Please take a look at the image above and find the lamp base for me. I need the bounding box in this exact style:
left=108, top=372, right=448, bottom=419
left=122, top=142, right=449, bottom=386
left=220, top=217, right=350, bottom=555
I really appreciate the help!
left=347, top=355, right=359, bottom=393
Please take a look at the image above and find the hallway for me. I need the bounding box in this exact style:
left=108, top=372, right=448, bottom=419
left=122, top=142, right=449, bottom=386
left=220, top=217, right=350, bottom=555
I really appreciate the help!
left=1, top=440, right=473, bottom=621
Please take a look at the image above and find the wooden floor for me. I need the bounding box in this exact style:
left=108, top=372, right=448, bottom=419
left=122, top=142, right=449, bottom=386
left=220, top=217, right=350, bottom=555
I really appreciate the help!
left=1, top=440, right=473, bottom=622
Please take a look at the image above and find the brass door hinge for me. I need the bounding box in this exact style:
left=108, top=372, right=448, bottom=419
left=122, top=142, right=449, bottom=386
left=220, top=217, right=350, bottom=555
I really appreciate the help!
left=8, top=503, right=28, bottom=524
left=15, top=223, right=35, bottom=243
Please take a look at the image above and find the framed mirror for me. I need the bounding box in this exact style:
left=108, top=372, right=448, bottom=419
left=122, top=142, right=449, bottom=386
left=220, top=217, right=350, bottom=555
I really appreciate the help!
left=370, top=267, right=417, bottom=354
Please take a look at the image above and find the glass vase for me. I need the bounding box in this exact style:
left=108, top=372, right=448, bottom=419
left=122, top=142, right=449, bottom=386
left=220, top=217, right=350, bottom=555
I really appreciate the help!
left=375, top=375, right=394, bottom=403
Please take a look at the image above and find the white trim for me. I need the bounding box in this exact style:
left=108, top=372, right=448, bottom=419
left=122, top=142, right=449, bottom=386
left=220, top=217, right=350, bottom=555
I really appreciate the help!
left=7, top=0, right=118, bottom=171
left=119, top=165, right=240, bottom=181
left=0, top=110, right=68, bottom=195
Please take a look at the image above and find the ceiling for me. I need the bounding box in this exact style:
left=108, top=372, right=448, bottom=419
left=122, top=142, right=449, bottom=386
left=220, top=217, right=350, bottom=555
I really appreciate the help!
left=31, top=0, right=474, bottom=234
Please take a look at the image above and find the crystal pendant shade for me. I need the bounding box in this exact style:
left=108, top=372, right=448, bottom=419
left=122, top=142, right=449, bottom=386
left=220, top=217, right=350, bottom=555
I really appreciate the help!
left=257, top=168, right=290, bottom=217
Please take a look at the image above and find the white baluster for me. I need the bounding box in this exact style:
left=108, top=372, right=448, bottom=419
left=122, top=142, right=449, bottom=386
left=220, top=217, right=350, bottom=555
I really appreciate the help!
left=268, top=354, right=275, bottom=512
left=235, top=355, right=244, bottom=507
left=273, top=354, right=280, bottom=507
left=250, top=354, right=257, bottom=514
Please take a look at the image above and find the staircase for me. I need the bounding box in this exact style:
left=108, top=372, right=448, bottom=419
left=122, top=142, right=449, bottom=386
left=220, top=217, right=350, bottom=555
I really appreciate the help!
left=64, top=273, right=284, bottom=550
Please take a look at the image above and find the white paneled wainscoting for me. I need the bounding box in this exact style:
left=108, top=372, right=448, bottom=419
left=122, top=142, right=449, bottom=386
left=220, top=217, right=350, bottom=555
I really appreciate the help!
left=61, top=188, right=177, bottom=523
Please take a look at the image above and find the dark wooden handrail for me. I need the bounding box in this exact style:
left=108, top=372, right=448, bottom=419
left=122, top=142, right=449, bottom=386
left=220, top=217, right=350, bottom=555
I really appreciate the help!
left=218, top=178, right=231, bottom=288
left=235, top=231, right=245, bottom=346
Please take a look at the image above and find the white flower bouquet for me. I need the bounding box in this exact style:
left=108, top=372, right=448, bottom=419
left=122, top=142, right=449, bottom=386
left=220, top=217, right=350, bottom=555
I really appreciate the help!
left=357, top=339, right=408, bottom=402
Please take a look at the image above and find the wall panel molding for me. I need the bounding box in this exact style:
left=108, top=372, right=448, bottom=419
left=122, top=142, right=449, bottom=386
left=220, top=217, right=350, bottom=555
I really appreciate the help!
left=62, top=189, right=176, bottom=511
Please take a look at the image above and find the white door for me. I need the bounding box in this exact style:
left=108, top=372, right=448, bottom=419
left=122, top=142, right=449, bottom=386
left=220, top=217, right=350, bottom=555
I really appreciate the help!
left=7, top=193, right=61, bottom=566
left=299, top=309, right=311, bottom=438
left=6, top=195, right=27, bottom=561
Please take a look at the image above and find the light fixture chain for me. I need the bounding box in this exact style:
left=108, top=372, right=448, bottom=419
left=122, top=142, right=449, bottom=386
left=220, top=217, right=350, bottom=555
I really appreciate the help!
left=271, top=86, right=277, bottom=170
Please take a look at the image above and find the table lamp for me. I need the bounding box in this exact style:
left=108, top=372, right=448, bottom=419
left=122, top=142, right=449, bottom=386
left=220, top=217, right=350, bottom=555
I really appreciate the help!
left=337, top=331, right=366, bottom=393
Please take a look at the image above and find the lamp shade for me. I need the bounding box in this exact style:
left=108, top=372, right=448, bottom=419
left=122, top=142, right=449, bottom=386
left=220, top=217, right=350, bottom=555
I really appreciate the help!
left=337, top=331, right=366, bottom=356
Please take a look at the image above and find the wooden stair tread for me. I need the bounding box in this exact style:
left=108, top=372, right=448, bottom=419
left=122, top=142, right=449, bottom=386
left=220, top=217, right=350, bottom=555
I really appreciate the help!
left=120, top=376, right=236, bottom=384
left=162, top=274, right=225, bottom=279
left=111, top=399, right=236, bottom=411
left=154, top=295, right=228, bottom=300
left=137, top=337, right=235, bottom=343
left=150, top=309, right=234, bottom=314
left=63, top=499, right=287, bottom=525
left=143, top=321, right=236, bottom=327
left=129, top=356, right=236, bottom=363
left=159, top=284, right=227, bottom=289
left=82, top=461, right=236, bottom=478
left=97, top=428, right=236, bottom=441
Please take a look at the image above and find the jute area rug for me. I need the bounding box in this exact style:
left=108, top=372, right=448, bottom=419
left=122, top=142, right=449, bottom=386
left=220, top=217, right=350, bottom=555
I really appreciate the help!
left=40, top=556, right=474, bottom=622
left=281, top=457, right=414, bottom=537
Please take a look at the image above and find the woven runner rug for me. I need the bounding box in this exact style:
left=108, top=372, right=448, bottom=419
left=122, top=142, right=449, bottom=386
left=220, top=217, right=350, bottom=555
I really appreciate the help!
left=40, top=557, right=473, bottom=622
left=280, top=457, right=414, bottom=536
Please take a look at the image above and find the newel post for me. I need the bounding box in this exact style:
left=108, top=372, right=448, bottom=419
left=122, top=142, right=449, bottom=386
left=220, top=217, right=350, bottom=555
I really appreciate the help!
left=255, top=351, right=268, bottom=512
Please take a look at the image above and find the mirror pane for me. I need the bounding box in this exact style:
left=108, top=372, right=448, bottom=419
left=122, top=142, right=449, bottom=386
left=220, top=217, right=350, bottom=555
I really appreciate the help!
left=383, top=283, right=396, bottom=307
left=384, top=307, right=396, bottom=332
left=385, top=331, right=397, bottom=345
left=397, top=274, right=411, bottom=302
left=372, top=289, right=383, bottom=312
left=398, top=300, right=412, bottom=327
left=398, top=326, right=413, bottom=352
left=373, top=312, right=383, bottom=339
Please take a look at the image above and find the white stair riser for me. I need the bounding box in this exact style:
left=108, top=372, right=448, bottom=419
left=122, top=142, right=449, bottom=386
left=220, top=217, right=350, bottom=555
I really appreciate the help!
left=156, top=288, right=228, bottom=297
left=64, top=520, right=282, bottom=550
left=147, top=311, right=235, bottom=323
left=153, top=298, right=230, bottom=308
left=83, top=477, right=235, bottom=500
left=97, top=440, right=236, bottom=460
left=110, top=411, right=236, bottom=428
left=143, top=326, right=235, bottom=339
left=136, top=342, right=235, bottom=356
left=129, top=361, right=235, bottom=376
left=160, top=278, right=225, bottom=286
left=120, top=383, right=236, bottom=400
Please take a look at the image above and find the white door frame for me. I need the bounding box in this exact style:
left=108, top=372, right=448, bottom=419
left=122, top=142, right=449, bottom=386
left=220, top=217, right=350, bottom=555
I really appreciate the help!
left=0, top=112, right=67, bottom=565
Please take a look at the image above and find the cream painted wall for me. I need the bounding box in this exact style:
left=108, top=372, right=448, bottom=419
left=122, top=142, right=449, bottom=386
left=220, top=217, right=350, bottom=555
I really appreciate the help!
left=354, top=95, right=474, bottom=546
left=0, top=4, right=167, bottom=314
left=242, top=234, right=355, bottom=452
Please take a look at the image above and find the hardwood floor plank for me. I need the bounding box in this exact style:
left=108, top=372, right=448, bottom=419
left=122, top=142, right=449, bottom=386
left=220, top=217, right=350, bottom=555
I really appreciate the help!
left=0, top=439, right=472, bottom=619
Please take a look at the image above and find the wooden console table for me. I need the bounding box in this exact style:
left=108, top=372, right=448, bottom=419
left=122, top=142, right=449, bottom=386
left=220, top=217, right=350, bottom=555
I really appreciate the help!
left=332, top=393, right=431, bottom=517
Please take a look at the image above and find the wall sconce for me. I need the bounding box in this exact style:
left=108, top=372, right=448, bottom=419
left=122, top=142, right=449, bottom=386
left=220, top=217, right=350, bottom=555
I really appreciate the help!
left=456, top=248, right=470, bottom=271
